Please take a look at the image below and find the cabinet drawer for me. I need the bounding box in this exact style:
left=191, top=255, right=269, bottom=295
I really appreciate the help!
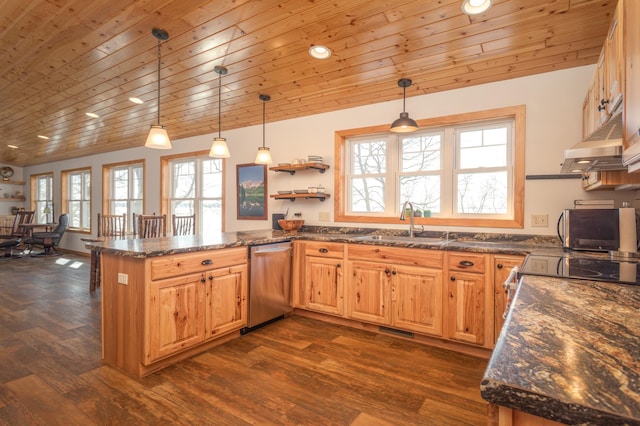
left=303, top=241, right=345, bottom=258
left=150, top=247, right=248, bottom=281
left=348, top=244, right=443, bottom=269
left=447, top=252, right=486, bottom=274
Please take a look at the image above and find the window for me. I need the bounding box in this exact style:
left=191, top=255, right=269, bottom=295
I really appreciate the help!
left=336, top=106, right=525, bottom=228
left=30, top=173, right=53, bottom=224
left=161, top=151, right=225, bottom=234
left=102, top=161, right=144, bottom=233
left=62, top=168, right=91, bottom=232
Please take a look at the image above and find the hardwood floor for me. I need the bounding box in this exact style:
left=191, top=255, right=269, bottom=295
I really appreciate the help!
left=0, top=252, right=489, bottom=425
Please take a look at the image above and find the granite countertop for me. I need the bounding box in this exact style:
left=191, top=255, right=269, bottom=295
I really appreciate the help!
left=481, top=275, right=640, bottom=425
left=84, top=227, right=559, bottom=257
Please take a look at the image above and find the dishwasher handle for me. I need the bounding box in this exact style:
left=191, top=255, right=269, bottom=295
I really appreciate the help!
left=252, top=245, right=292, bottom=255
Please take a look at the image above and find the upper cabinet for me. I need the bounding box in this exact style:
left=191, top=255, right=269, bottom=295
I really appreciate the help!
left=623, top=0, right=640, bottom=171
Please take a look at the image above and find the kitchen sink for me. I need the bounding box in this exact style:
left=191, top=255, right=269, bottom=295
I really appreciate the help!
left=353, top=235, right=451, bottom=245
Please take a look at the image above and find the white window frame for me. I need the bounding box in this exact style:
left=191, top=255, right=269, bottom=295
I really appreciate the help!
left=103, top=161, right=144, bottom=234
left=62, top=168, right=91, bottom=232
left=31, top=173, right=53, bottom=224
left=335, top=106, right=525, bottom=228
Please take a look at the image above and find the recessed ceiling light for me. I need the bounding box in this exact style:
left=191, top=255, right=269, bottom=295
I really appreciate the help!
left=8, top=144, right=18, bottom=149
left=86, top=112, right=99, bottom=118
left=461, top=0, right=493, bottom=15
left=129, top=97, right=144, bottom=104
left=37, top=135, right=50, bottom=140
left=308, top=45, right=332, bottom=59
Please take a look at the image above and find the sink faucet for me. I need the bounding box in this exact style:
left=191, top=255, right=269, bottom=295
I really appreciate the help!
left=400, top=201, right=424, bottom=237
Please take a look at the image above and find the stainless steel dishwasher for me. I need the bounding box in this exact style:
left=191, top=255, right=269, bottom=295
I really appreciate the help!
left=243, top=240, right=293, bottom=333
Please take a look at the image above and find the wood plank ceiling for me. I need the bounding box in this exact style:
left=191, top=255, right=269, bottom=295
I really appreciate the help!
left=0, top=0, right=616, bottom=167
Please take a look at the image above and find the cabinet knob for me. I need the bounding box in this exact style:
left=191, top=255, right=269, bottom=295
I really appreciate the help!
left=384, top=268, right=390, bottom=275
left=450, top=276, right=456, bottom=281
left=319, top=248, right=328, bottom=253
left=200, top=277, right=206, bottom=283
left=336, top=263, right=341, bottom=268
left=391, top=269, right=396, bottom=275
left=208, top=275, right=214, bottom=281
left=497, top=263, right=503, bottom=269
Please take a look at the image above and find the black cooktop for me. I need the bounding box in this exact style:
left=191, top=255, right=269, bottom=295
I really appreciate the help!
left=520, top=254, right=640, bottom=285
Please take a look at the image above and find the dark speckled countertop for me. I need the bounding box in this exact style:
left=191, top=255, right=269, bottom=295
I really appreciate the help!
left=481, top=275, right=640, bottom=425
left=87, top=227, right=640, bottom=423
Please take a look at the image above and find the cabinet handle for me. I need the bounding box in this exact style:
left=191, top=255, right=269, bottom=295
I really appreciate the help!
left=336, top=263, right=341, bottom=268
left=201, top=259, right=213, bottom=265
left=458, top=260, right=474, bottom=268
left=319, top=248, right=328, bottom=253
left=200, top=277, right=206, bottom=283
left=208, top=275, right=214, bottom=281
left=600, top=99, right=609, bottom=106
left=450, top=276, right=456, bottom=281
left=497, top=263, right=503, bottom=269
left=384, top=268, right=390, bottom=275
left=391, top=269, right=396, bottom=275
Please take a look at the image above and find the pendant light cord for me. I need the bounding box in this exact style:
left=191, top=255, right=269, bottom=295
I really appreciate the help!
left=218, top=72, right=222, bottom=138
left=402, top=85, right=406, bottom=114
left=262, top=100, right=266, bottom=148
left=156, top=39, right=161, bottom=126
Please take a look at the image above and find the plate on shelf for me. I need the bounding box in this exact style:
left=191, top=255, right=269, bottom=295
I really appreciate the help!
left=278, top=191, right=293, bottom=194
left=294, top=189, right=308, bottom=194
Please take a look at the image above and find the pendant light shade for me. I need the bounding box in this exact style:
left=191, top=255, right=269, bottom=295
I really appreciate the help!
left=390, top=78, right=418, bottom=133
left=254, top=94, right=273, bottom=165
left=209, top=65, right=230, bottom=158
left=145, top=28, right=172, bottom=149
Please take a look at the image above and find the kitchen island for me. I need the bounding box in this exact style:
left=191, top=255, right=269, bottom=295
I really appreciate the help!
left=481, top=274, right=640, bottom=425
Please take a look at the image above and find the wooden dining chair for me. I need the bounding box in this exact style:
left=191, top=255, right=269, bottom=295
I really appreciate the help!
left=97, top=213, right=126, bottom=238
left=172, top=214, right=196, bottom=236
left=136, top=214, right=167, bottom=238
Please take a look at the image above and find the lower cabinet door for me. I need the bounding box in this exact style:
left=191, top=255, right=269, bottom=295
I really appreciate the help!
left=346, top=260, right=391, bottom=325
left=392, top=265, right=444, bottom=337
left=206, top=264, right=248, bottom=337
left=447, top=271, right=490, bottom=346
left=304, top=255, right=343, bottom=315
left=146, top=272, right=206, bottom=364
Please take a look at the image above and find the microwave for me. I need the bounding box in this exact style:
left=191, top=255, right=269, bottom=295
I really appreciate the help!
left=559, top=208, right=621, bottom=251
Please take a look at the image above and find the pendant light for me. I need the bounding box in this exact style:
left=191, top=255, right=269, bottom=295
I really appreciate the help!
left=461, top=0, right=493, bottom=15
left=209, top=65, right=231, bottom=158
left=145, top=28, right=172, bottom=149
left=390, top=78, right=418, bottom=133
left=254, top=94, right=273, bottom=165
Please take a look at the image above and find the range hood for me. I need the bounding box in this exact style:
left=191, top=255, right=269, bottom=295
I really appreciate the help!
left=561, top=110, right=624, bottom=173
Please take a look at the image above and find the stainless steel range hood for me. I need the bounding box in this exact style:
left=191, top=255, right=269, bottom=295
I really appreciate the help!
left=561, top=110, right=624, bottom=173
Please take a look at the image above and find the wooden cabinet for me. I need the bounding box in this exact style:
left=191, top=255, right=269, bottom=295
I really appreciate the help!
left=446, top=252, right=493, bottom=348
left=492, top=255, right=524, bottom=342
left=102, top=247, right=248, bottom=377
left=346, top=245, right=444, bottom=335
left=623, top=0, right=640, bottom=170
left=582, top=170, right=640, bottom=190
left=299, top=241, right=345, bottom=316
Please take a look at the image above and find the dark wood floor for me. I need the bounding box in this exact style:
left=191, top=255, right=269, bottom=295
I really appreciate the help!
left=0, top=252, right=489, bottom=425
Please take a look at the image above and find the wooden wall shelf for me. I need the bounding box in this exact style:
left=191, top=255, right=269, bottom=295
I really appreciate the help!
left=1, top=180, right=25, bottom=185
left=269, top=163, right=330, bottom=175
left=270, top=193, right=330, bottom=202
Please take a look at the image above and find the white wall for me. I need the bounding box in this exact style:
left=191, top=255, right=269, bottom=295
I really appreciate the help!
left=21, top=65, right=637, bottom=253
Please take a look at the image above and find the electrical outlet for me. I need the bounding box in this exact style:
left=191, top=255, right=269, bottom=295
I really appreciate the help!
left=117, top=273, right=128, bottom=285
left=529, top=260, right=548, bottom=274
left=531, top=214, right=548, bottom=227
left=318, top=211, right=330, bottom=222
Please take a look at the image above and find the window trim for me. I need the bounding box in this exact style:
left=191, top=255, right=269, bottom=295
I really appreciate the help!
left=30, top=172, right=54, bottom=224
left=102, top=159, right=146, bottom=234
left=61, top=166, right=92, bottom=233
left=160, top=150, right=227, bottom=232
left=334, top=105, right=525, bottom=228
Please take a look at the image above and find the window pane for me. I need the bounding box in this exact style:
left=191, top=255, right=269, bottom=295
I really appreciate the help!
left=351, top=177, right=385, bottom=212
left=400, top=175, right=441, bottom=214
left=352, top=141, right=386, bottom=174
left=174, top=161, right=196, bottom=198
left=132, top=166, right=144, bottom=199
left=173, top=200, right=194, bottom=216
left=402, top=134, right=441, bottom=172
left=457, top=171, right=507, bottom=214
left=459, top=127, right=507, bottom=169
left=113, top=169, right=128, bottom=199
left=202, top=159, right=222, bottom=198
left=202, top=199, right=222, bottom=234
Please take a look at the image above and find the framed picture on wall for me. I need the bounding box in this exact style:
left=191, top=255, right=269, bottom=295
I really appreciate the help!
left=236, top=163, right=267, bottom=220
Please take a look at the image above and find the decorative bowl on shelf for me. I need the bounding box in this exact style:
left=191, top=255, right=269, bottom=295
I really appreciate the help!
left=278, top=219, right=304, bottom=233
